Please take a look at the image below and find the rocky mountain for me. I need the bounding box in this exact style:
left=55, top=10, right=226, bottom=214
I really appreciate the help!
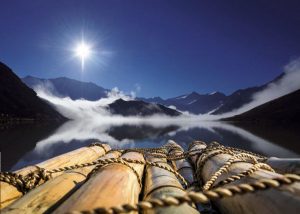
left=0, top=62, right=65, bottom=121
left=107, top=99, right=181, bottom=116
left=225, top=89, right=300, bottom=123
left=22, top=72, right=286, bottom=116
left=140, top=73, right=285, bottom=115
left=140, top=91, right=226, bottom=114
left=22, top=76, right=108, bottom=100
left=212, top=86, right=263, bottom=114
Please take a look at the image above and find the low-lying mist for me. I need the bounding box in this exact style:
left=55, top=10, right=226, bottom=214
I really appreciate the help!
left=216, top=58, right=300, bottom=118
left=11, top=59, right=300, bottom=170
left=36, top=58, right=300, bottom=122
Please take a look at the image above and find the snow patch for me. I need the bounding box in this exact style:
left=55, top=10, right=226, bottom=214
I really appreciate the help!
left=176, top=95, right=187, bottom=99
left=188, top=100, right=197, bottom=105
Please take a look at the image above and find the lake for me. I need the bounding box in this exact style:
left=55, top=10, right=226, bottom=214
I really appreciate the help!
left=1, top=120, right=300, bottom=171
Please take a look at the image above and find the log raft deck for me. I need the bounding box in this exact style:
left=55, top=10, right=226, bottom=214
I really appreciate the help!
left=1, top=140, right=300, bottom=214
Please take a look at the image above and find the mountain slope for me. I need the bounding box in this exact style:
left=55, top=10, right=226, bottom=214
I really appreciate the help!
left=225, top=89, right=300, bottom=123
left=22, top=76, right=108, bottom=100
left=0, top=62, right=65, bottom=121
left=22, top=72, right=286, bottom=116
left=212, top=73, right=285, bottom=114
left=139, top=73, right=285, bottom=115
left=107, top=99, right=181, bottom=116
left=140, top=91, right=226, bottom=114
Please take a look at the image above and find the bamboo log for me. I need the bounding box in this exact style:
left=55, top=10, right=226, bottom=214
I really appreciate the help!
left=143, top=151, right=199, bottom=214
left=53, top=151, right=145, bottom=213
left=2, top=150, right=122, bottom=214
left=189, top=141, right=300, bottom=214
left=165, top=140, right=195, bottom=186
left=0, top=144, right=110, bottom=209
left=266, top=157, right=300, bottom=175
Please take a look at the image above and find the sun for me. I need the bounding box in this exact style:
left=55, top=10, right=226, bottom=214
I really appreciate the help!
left=74, top=41, right=91, bottom=70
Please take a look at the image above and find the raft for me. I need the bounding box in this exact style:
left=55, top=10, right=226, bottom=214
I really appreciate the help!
left=1, top=140, right=300, bottom=214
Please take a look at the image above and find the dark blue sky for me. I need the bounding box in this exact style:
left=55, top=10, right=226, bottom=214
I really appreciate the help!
left=0, top=0, right=300, bottom=98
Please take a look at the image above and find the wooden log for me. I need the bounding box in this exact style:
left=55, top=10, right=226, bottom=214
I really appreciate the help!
left=53, top=151, right=145, bottom=213
left=266, top=157, right=300, bottom=175
left=165, top=140, right=195, bottom=186
left=143, top=151, right=199, bottom=214
left=189, top=141, right=300, bottom=214
left=0, top=144, right=110, bottom=209
left=2, top=150, right=121, bottom=214
left=188, top=141, right=207, bottom=168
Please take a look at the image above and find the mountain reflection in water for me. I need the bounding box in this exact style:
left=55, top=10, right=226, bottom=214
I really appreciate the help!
left=1, top=120, right=299, bottom=171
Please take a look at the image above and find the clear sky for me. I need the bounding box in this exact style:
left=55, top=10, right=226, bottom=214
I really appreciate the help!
left=0, top=0, right=299, bottom=98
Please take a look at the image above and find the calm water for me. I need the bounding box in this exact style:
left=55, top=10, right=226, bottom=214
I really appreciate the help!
left=1, top=120, right=300, bottom=171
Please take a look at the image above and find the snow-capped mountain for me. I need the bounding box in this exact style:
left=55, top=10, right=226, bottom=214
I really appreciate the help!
left=22, top=73, right=285, bottom=115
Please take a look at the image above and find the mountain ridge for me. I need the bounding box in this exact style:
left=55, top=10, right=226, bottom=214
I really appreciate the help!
left=22, top=76, right=109, bottom=101
left=224, top=89, right=300, bottom=123
left=107, top=99, right=181, bottom=117
left=0, top=62, right=66, bottom=122
left=22, top=72, right=286, bottom=115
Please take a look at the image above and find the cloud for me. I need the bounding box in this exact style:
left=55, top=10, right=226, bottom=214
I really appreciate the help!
left=129, top=83, right=142, bottom=98
left=35, top=57, right=300, bottom=122
left=213, top=58, right=300, bottom=119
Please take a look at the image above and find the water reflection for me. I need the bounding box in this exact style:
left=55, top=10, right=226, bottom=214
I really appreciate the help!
left=1, top=120, right=299, bottom=171
left=0, top=123, right=61, bottom=171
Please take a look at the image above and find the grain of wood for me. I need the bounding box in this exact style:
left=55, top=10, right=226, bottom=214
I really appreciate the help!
left=165, top=140, right=195, bottom=186
left=1, top=151, right=123, bottom=214
left=143, top=152, right=199, bottom=214
left=0, top=144, right=110, bottom=209
left=53, top=152, right=145, bottom=214
left=189, top=141, right=300, bottom=214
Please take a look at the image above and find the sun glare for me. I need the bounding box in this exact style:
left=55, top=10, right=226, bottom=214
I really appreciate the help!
left=75, top=41, right=91, bottom=71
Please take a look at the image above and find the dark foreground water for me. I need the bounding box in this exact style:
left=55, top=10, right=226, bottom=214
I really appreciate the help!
left=1, top=120, right=300, bottom=171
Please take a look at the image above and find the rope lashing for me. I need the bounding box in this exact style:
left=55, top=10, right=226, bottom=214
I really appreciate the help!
left=66, top=174, right=300, bottom=214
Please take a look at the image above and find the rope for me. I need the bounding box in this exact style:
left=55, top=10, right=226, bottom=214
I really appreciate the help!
left=0, top=157, right=189, bottom=192
left=88, top=143, right=108, bottom=153
left=1, top=140, right=288, bottom=214
left=203, top=153, right=261, bottom=190
left=217, top=163, right=275, bottom=186
left=0, top=141, right=270, bottom=194
left=66, top=174, right=300, bottom=214
left=0, top=167, right=51, bottom=194
left=87, top=158, right=143, bottom=189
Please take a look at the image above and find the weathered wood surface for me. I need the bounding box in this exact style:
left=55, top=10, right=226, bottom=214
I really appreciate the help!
left=165, top=140, right=195, bottom=186
left=189, top=141, right=300, bottom=214
left=0, top=144, right=109, bottom=209
left=143, top=152, right=199, bottom=214
left=266, top=157, right=300, bottom=175
left=53, top=151, right=145, bottom=214
left=2, top=150, right=123, bottom=214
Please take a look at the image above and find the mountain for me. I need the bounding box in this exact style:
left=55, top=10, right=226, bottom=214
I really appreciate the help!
left=211, top=86, right=263, bottom=114
left=225, top=89, right=300, bottom=123
left=212, top=73, right=285, bottom=114
left=139, top=73, right=285, bottom=115
left=22, top=72, right=286, bottom=116
left=0, top=62, right=65, bottom=121
left=107, top=99, right=181, bottom=116
left=140, top=91, right=226, bottom=114
left=22, top=76, right=108, bottom=100
left=165, top=91, right=226, bottom=114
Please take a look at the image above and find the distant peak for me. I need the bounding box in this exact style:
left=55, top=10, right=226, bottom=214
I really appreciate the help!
left=187, top=91, right=201, bottom=97
left=190, top=91, right=199, bottom=95
left=208, top=91, right=225, bottom=96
